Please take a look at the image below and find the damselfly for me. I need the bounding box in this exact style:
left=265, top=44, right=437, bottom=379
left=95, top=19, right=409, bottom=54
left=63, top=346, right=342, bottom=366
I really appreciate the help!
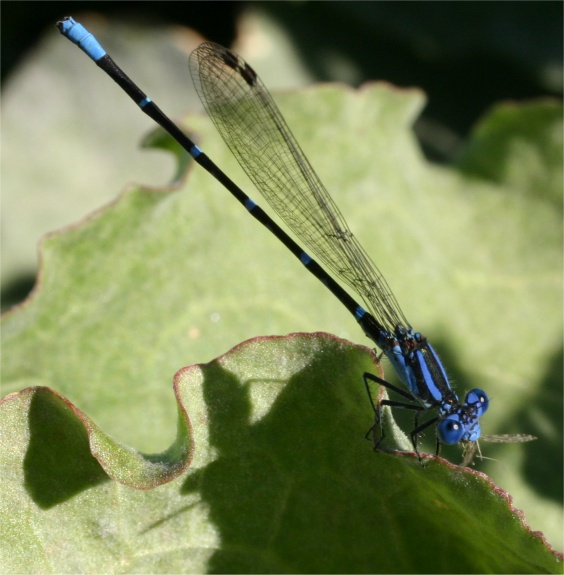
left=57, top=17, right=536, bottom=464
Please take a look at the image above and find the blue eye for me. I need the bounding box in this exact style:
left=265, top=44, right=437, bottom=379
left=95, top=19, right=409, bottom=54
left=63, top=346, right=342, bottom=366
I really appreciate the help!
left=438, top=417, right=465, bottom=444
left=466, top=389, right=489, bottom=415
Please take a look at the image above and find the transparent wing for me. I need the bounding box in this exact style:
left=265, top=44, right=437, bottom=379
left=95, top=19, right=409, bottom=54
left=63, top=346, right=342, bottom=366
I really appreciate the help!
left=480, top=434, right=537, bottom=443
left=460, top=434, right=537, bottom=467
left=189, top=42, right=409, bottom=333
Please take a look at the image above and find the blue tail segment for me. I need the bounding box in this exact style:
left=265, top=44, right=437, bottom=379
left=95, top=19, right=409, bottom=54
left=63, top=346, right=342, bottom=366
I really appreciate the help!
left=56, top=17, right=534, bottom=463
left=190, top=145, right=203, bottom=159
left=58, top=17, right=106, bottom=62
left=244, top=198, right=257, bottom=212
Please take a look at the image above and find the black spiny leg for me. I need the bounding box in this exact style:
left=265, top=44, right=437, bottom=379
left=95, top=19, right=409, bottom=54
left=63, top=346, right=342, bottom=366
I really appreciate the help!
left=363, top=371, right=425, bottom=454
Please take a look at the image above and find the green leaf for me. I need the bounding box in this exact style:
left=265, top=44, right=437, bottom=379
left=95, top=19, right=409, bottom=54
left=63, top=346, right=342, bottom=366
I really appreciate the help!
left=1, top=335, right=560, bottom=573
left=2, top=85, right=562, bottom=572
left=456, top=100, right=563, bottom=205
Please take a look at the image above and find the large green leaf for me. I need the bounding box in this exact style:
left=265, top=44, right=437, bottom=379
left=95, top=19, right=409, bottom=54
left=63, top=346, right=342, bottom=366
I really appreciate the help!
left=1, top=84, right=562, bottom=572
left=1, top=335, right=560, bottom=573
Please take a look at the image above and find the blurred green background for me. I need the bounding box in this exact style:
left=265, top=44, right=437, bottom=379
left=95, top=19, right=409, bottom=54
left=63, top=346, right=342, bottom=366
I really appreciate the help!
left=2, top=1, right=562, bottom=308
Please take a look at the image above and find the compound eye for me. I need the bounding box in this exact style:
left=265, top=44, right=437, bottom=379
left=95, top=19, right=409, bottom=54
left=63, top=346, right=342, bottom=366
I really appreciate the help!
left=438, top=416, right=465, bottom=444
left=466, top=388, right=489, bottom=415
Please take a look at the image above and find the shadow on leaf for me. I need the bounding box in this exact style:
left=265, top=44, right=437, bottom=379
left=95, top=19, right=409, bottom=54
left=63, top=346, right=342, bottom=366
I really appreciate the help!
left=24, top=388, right=109, bottom=508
